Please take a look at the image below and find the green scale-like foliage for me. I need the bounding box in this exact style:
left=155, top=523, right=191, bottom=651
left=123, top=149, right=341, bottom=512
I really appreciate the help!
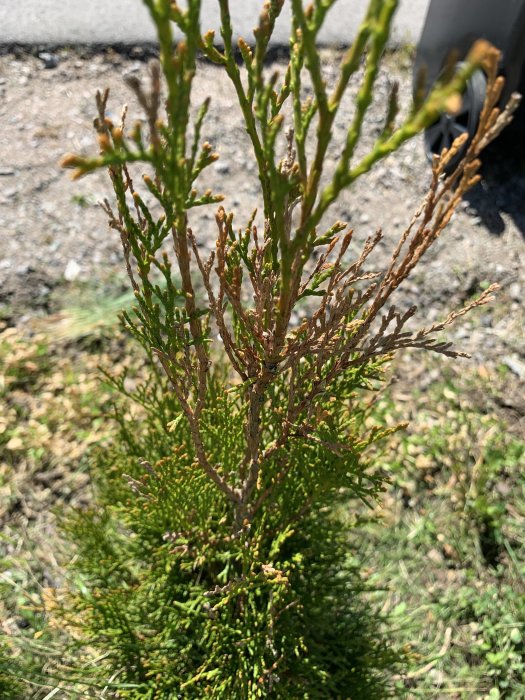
left=63, top=363, right=401, bottom=698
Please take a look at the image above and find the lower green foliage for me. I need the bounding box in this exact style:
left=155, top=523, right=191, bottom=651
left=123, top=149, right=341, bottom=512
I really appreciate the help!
left=55, top=362, right=404, bottom=698
left=3, top=329, right=524, bottom=697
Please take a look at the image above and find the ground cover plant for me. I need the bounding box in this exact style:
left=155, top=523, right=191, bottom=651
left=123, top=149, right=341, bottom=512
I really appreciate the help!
left=0, top=323, right=119, bottom=698
left=361, top=357, right=525, bottom=698
left=3, top=0, right=522, bottom=697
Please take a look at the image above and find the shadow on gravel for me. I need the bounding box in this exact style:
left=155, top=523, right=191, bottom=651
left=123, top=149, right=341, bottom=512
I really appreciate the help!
left=464, top=129, right=525, bottom=236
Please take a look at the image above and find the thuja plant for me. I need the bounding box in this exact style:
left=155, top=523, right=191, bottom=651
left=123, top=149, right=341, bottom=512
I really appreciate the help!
left=57, top=0, right=518, bottom=697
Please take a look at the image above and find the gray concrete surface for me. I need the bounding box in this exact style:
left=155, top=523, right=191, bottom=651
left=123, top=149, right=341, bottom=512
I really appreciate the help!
left=0, top=0, right=429, bottom=46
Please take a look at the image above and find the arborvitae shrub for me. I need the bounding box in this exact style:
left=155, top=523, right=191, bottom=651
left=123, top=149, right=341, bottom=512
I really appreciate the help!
left=62, top=367, right=401, bottom=697
left=56, top=0, right=518, bottom=697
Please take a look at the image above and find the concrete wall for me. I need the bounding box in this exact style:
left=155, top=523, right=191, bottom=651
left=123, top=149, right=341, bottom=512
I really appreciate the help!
left=0, top=0, right=429, bottom=46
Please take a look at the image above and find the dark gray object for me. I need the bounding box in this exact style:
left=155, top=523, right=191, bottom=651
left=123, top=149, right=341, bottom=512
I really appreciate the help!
left=414, top=0, right=525, bottom=160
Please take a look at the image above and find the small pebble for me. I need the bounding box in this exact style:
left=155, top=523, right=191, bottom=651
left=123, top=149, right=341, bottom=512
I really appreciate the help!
left=214, top=161, right=230, bottom=175
left=64, top=260, right=81, bottom=282
left=129, top=46, right=145, bottom=59
left=508, top=282, right=521, bottom=302
left=502, top=355, right=525, bottom=379
left=38, top=52, right=59, bottom=69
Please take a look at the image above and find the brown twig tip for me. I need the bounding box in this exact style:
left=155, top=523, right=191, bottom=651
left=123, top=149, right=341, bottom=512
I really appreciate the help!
left=238, top=37, right=252, bottom=56
left=98, top=133, right=112, bottom=152
left=111, top=126, right=124, bottom=143
left=467, top=38, right=499, bottom=69
left=60, top=153, right=89, bottom=180
left=60, top=153, right=83, bottom=169
left=444, top=92, right=462, bottom=116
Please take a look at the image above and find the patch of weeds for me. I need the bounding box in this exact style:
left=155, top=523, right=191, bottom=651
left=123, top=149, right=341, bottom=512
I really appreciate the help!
left=0, top=328, right=50, bottom=393
left=0, top=305, right=15, bottom=325
left=48, top=274, right=160, bottom=345
left=357, top=360, right=525, bottom=698
left=71, top=193, right=97, bottom=208
left=0, top=325, right=139, bottom=697
left=384, top=44, right=416, bottom=73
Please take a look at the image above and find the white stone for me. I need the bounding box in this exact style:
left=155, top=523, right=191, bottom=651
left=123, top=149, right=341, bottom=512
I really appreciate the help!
left=64, top=259, right=81, bottom=282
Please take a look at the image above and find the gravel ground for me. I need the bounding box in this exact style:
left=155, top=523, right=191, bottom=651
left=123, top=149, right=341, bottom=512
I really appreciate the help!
left=0, top=47, right=524, bottom=377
